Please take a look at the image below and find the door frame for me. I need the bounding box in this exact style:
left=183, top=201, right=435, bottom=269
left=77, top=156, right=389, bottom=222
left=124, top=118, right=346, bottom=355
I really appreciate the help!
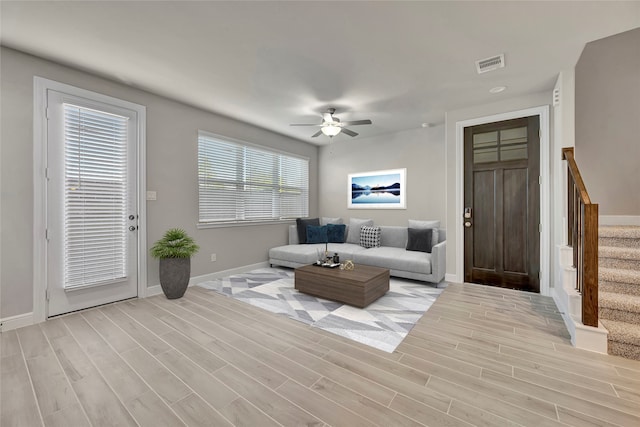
left=454, top=106, right=550, bottom=296
left=33, top=77, right=147, bottom=322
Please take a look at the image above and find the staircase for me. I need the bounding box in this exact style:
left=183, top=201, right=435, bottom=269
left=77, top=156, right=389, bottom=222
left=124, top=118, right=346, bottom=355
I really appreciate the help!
left=598, top=225, right=640, bottom=360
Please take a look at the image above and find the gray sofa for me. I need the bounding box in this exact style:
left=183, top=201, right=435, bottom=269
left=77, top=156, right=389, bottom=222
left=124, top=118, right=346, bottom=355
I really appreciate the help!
left=269, top=225, right=446, bottom=285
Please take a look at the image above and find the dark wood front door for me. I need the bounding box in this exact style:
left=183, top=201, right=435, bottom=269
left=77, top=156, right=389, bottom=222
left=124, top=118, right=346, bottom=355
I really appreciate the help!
left=464, top=116, right=540, bottom=292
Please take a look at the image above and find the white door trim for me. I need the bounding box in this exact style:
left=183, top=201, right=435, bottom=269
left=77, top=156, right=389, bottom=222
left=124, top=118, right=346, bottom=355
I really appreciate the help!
left=33, top=77, right=147, bottom=322
left=454, top=105, right=550, bottom=296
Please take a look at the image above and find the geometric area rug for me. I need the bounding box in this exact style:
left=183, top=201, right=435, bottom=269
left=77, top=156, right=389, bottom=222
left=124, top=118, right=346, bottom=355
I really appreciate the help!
left=197, top=267, right=443, bottom=353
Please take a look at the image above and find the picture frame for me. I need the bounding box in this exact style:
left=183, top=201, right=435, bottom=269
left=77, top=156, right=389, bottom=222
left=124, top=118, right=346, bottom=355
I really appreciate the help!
left=348, top=168, right=406, bottom=209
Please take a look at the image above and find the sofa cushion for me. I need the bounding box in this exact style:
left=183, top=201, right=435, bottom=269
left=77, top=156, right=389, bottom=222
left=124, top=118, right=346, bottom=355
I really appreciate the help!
left=321, top=217, right=343, bottom=225
left=354, top=246, right=432, bottom=275
left=346, top=218, right=374, bottom=244
left=296, top=218, right=319, bottom=244
left=360, top=225, right=381, bottom=248
left=379, top=226, right=408, bottom=248
left=409, top=219, right=440, bottom=248
left=407, top=228, right=433, bottom=253
left=327, top=224, right=346, bottom=243
left=269, top=244, right=321, bottom=265
left=306, top=225, right=328, bottom=244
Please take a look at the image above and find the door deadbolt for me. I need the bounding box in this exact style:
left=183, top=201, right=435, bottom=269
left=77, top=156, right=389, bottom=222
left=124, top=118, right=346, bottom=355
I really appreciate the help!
left=129, top=215, right=135, bottom=220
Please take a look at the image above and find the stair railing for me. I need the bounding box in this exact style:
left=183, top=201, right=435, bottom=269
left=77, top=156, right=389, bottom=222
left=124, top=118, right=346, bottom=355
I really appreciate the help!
left=563, top=147, right=598, bottom=327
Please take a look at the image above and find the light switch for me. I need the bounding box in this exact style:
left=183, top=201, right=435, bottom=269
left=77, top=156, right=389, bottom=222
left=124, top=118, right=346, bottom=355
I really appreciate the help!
left=146, top=191, right=157, bottom=201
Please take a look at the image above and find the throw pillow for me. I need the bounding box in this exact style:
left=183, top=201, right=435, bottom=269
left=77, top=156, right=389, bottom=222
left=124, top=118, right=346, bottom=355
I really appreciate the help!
left=320, top=217, right=344, bottom=225
left=306, top=225, right=328, bottom=244
left=360, top=225, right=381, bottom=248
left=346, top=218, right=374, bottom=244
left=296, top=217, right=319, bottom=244
left=408, top=219, right=440, bottom=248
left=327, top=223, right=346, bottom=243
left=406, top=228, right=433, bottom=253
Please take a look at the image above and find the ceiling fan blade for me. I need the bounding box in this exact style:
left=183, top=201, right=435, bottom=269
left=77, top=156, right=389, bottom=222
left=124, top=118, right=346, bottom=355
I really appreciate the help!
left=290, top=123, right=322, bottom=127
left=341, top=119, right=372, bottom=126
left=311, top=130, right=323, bottom=138
left=341, top=128, right=358, bottom=137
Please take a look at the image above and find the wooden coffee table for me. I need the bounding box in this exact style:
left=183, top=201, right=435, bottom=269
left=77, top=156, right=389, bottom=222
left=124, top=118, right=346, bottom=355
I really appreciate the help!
left=294, top=264, right=390, bottom=308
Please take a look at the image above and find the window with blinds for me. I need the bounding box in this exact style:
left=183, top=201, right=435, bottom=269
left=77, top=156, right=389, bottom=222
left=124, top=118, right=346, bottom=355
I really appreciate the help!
left=64, top=104, right=129, bottom=289
left=198, top=132, right=309, bottom=224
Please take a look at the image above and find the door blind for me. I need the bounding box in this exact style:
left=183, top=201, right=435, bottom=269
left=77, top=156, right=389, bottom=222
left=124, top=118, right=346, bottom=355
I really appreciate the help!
left=198, top=133, right=309, bottom=223
left=63, top=104, right=129, bottom=289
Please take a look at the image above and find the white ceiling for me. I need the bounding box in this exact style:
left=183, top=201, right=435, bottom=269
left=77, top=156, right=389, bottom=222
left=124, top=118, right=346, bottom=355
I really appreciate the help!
left=2, top=1, right=639, bottom=145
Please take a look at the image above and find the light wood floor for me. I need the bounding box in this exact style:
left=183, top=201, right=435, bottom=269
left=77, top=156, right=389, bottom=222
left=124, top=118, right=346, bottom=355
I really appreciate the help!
left=2, top=281, right=640, bottom=427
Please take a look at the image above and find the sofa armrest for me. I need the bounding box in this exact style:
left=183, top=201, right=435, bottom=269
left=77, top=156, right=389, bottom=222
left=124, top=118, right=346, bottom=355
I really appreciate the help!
left=430, top=240, right=446, bottom=283
left=288, top=225, right=300, bottom=245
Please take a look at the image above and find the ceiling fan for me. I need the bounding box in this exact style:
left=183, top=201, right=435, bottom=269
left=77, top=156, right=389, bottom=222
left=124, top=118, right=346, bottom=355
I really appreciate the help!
left=290, top=108, right=372, bottom=138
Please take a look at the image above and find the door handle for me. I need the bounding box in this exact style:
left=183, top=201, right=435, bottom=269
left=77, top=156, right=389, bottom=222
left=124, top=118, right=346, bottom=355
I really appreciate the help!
left=464, top=221, right=472, bottom=228
left=129, top=226, right=137, bottom=231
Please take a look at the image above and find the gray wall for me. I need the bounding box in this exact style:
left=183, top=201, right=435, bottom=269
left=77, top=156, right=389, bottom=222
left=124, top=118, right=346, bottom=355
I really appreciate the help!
left=318, top=125, right=446, bottom=226
left=575, top=28, right=640, bottom=216
left=0, top=47, right=318, bottom=318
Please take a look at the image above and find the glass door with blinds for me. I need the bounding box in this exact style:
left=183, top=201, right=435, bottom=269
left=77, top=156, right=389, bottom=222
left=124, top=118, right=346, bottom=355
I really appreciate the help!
left=46, top=90, right=139, bottom=317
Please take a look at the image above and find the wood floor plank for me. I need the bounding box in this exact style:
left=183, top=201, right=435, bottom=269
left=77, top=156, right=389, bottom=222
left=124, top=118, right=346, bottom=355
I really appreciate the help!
left=0, top=330, right=21, bottom=357
left=155, top=349, right=238, bottom=411
left=481, top=369, right=640, bottom=425
left=81, top=308, right=139, bottom=353
left=218, top=397, right=282, bottom=427
left=311, top=377, right=425, bottom=427
left=120, top=347, right=192, bottom=405
left=124, top=390, right=186, bottom=427
left=275, top=379, right=372, bottom=427
left=25, top=348, right=78, bottom=416
left=214, top=365, right=323, bottom=426
left=1, top=353, right=44, bottom=427
left=171, top=393, right=234, bottom=427
left=62, top=314, right=149, bottom=403
left=100, top=304, right=172, bottom=355
left=42, top=403, right=90, bottom=427
left=283, top=346, right=398, bottom=407
left=447, top=399, right=522, bottom=427
left=389, top=393, right=474, bottom=427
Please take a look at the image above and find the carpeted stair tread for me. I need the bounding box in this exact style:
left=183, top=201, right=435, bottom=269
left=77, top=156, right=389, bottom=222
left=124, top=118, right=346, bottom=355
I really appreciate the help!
left=601, top=318, right=640, bottom=347
left=600, top=281, right=640, bottom=297
left=599, top=245, right=640, bottom=260
left=600, top=291, right=640, bottom=314
left=599, top=267, right=640, bottom=286
left=599, top=225, right=640, bottom=239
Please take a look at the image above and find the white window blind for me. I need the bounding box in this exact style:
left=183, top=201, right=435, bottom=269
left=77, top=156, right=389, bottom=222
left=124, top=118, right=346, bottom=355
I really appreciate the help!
left=198, top=133, right=309, bottom=224
left=64, top=104, right=129, bottom=289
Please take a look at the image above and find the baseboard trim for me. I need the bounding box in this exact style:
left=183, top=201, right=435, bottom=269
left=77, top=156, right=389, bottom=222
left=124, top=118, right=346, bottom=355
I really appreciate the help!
left=445, top=273, right=461, bottom=284
left=145, top=262, right=270, bottom=298
left=600, top=215, right=640, bottom=226
left=0, top=312, right=35, bottom=332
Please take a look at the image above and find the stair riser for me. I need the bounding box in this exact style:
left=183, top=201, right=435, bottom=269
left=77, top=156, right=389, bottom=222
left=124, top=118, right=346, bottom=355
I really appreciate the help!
left=608, top=340, right=640, bottom=361
left=600, top=258, right=640, bottom=271
left=600, top=281, right=640, bottom=297
left=600, top=308, right=640, bottom=325
left=599, top=237, right=640, bottom=249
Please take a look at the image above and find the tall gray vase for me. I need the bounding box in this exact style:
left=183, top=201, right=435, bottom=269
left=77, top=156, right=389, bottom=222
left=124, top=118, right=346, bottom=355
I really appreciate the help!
left=159, top=257, right=191, bottom=299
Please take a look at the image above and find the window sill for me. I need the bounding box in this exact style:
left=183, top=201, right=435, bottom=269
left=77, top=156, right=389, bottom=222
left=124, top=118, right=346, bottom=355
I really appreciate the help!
left=197, top=219, right=295, bottom=230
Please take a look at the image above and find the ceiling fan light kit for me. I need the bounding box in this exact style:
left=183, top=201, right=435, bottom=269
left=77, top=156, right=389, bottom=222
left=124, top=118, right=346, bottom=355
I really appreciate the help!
left=290, top=108, right=372, bottom=139
left=321, top=125, right=342, bottom=137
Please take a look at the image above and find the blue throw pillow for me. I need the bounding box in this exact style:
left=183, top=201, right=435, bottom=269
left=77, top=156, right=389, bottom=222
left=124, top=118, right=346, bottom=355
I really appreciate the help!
left=327, top=224, right=346, bottom=243
left=306, top=225, right=328, bottom=244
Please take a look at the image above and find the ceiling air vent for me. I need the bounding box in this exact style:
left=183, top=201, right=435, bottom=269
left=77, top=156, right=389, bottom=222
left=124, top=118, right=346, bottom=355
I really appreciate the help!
left=476, top=54, right=505, bottom=74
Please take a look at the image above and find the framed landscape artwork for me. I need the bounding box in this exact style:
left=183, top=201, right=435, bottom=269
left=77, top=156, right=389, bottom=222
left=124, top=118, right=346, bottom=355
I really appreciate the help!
left=348, top=168, right=406, bottom=209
